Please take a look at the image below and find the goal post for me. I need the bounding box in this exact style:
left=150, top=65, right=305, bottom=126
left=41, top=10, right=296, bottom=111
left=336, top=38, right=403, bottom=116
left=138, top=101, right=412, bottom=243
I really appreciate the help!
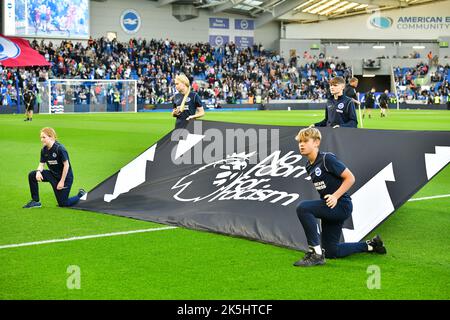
left=45, top=79, right=137, bottom=114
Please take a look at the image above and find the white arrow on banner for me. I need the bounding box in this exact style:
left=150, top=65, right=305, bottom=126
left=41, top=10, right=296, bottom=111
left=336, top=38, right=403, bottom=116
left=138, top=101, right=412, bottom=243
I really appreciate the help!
left=175, top=133, right=205, bottom=160
left=103, top=144, right=157, bottom=203
left=342, top=163, right=396, bottom=243
left=425, top=146, right=450, bottom=180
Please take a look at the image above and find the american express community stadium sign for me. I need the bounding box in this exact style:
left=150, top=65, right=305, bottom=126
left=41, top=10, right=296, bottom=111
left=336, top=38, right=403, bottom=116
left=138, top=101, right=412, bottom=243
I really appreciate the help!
left=396, top=16, right=450, bottom=30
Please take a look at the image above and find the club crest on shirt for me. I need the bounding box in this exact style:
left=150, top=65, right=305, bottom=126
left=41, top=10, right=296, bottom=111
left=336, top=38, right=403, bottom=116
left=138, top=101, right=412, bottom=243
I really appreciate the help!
left=52, top=153, right=57, bottom=158
left=337, top=103, right=344, bottom=109
left=315, top=167, right=322, bottom=177
left=176, top=97, right=191, bottom=105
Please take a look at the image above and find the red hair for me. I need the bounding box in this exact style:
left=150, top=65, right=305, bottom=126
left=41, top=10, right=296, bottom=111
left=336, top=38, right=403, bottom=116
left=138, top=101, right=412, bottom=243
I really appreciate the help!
left=40, top=127, right=57, bottom=140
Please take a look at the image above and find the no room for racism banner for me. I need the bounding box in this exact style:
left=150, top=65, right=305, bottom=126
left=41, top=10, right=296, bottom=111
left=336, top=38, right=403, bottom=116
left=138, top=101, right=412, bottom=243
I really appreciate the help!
left=75, top=121, right=450, bottom=251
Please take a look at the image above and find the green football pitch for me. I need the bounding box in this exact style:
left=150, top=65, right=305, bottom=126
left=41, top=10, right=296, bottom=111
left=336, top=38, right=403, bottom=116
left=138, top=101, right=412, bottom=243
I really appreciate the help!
left=0, top=110, right=449, bottom=300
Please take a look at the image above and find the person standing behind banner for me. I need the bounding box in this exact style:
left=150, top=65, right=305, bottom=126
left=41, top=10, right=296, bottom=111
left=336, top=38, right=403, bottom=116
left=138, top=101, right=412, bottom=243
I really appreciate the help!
left=293, top=127, right=387, bottom=267
left=311, top=76, right=357, bottom=128
left=379, top=89, right=389, bottom=118
left=172, top=74, right=205, bottom=129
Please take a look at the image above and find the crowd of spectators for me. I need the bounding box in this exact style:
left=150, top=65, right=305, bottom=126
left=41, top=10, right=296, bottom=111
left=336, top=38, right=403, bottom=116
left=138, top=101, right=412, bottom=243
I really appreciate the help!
left=428, top=64, right=450, bottom=104
left=1, top=37, right=353, bottom=108
left=3, top=36, right=447, bottom=109
left=394, top=62, right=449, bottom=103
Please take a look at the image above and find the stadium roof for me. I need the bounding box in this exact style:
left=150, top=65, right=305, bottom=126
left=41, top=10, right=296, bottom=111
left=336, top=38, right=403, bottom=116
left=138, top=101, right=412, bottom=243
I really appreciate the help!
left=153, top=0, right=447, bottom=27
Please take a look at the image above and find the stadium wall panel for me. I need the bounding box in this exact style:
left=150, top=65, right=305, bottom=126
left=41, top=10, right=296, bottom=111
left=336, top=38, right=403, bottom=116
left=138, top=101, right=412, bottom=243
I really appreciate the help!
left=89, top=0, right=279, bottom=50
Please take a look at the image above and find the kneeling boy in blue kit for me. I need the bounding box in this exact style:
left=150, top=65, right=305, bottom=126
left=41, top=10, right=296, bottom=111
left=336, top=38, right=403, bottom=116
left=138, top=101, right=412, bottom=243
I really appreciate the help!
left=294, top=127, right=386, bottom=267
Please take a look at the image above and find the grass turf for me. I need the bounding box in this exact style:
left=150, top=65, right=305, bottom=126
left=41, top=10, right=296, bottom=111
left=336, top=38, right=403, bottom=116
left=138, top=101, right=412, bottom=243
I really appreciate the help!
left=0, top=110, right=449, bottom=299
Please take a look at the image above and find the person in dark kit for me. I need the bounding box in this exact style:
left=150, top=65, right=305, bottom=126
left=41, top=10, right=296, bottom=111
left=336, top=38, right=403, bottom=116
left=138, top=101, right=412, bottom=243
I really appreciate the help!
left=311, top=76, right=357, bottom=128
left=293, top=127, right=387, bottom=267
left=23, top=87, right=36, bottom=122
left=379, top=89, right=389, bottom=118
left=344, top=77, right=361, bottom=109
left=23, top=127, right=86, bottom=209
left=364, top=88, right=376, bottom=119
left=172, top=74, right=205, bottom=129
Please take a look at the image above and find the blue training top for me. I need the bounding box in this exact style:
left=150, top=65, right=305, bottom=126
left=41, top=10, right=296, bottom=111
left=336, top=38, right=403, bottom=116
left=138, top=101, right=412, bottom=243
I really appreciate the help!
left=306, top=151, right=351, bottom=201
left=315, top=94, right=358, bottom=128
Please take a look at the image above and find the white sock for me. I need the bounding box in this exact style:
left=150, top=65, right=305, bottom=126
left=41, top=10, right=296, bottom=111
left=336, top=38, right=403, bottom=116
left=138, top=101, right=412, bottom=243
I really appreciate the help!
left=313, top=245, right=322, bottom=255
left=367, top=243, right=374, bottom=251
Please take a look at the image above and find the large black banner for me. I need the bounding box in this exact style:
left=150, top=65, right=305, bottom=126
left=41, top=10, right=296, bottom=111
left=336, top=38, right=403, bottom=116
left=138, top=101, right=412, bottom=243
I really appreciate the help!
left=75, top=121, right=450, bottom=251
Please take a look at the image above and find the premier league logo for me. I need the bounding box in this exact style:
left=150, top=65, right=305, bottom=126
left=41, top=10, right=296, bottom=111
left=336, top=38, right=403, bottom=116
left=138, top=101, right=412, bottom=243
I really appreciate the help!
left=120, top=9, right=141, bottom=34
left=0, top=36, right=21, bottom=61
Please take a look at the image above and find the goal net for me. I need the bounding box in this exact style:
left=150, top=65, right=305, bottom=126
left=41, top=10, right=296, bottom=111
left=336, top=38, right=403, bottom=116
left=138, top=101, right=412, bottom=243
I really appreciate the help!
left=44, top=79, right=137, bottom=114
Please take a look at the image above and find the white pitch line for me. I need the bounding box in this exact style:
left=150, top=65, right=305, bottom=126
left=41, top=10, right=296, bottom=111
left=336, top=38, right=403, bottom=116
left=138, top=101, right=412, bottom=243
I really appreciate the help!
left=408, top=194, right=450, bottom=202
left=0, top=226, right=177, bottom=250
